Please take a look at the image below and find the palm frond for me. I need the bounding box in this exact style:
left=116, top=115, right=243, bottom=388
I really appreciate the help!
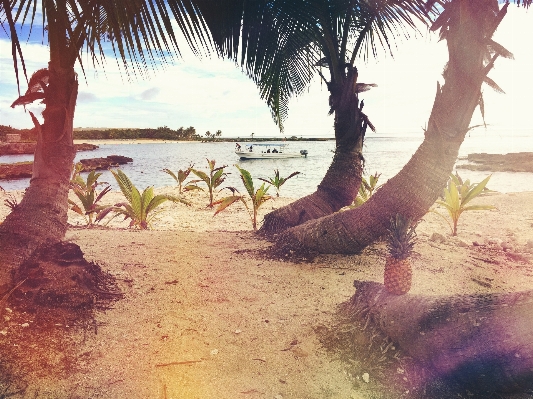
left=483, top=76, right=505, bottom=94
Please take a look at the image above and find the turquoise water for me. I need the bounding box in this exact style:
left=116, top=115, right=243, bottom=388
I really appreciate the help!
left=1, top=131, right=532, bottom=196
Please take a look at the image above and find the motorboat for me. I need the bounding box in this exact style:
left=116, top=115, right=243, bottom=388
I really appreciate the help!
left=235, top=143, right=308, bottom=159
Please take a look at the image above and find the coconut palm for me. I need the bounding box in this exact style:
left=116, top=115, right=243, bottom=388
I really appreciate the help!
left=276, top=0, right=532, bottom=255
left=201, top=0, right=432, bottom=234
left=0, top=0, right=243, bottom=291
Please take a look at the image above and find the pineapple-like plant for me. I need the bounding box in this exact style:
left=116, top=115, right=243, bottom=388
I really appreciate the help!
left=384, top=214, right=417, bottom=295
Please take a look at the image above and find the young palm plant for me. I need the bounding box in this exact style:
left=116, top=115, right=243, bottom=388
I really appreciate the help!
left=163, top=164, right=194, bottom=194
left=98, top=169, right=189, bottom=229
left=186, top=159, right=228, bottom=208
left=350, top=172, right=381, bottom=208
left=432, top=174, right=495, bottom=236
left=258, top=169, right=300, bottom=197
left=214, top=166, right=272, bottom=231
left=68, top=163, right=112, bottom=225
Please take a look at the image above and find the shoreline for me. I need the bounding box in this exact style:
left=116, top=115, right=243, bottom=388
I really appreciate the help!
left=73, top=139, right=196, bottom=145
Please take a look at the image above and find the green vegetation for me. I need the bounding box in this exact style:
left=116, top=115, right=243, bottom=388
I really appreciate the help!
left=73, top=126, right=199, bottom=141
left=350, top=173, right=381, bottom=208
left=187, top=159, right=229, bottom=208
left=98, top=169, right=189, bottom=229
left=258, top=169, right=300, bottom=197
left=163, top=164, right=194, bottom=194
left=0, top=125, right=36, bottom=142
left=214, top=166, right=272, bottom=231
left=431, top=174, right=495, bottom=236
left=68, top=163, right=112, bottom=225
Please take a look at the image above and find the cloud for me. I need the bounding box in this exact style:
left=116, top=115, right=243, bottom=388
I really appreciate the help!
left=77, top=92, right=98, bottom=103
left=140, top=87, right=160, bottom=100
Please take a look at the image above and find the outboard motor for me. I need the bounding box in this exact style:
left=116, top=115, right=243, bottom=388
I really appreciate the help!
left=300, top=149, right=308, bottom=158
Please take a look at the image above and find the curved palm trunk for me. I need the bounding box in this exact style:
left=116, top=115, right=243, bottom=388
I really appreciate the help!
left=275, top=2, right=504, bottom=254
left=260, top=68, right=367, bottom=234
left=346, top=281, right=533, bottom=393
left=0, top=63, right=77, bottom=292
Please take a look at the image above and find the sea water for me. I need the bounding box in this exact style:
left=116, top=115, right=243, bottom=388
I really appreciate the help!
left=1, top=130, right=532, bottom=197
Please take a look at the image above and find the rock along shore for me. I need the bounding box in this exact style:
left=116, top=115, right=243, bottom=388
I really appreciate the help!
left=0, top=142, right=98, bottom=156
left=458, top=152, right=533, bottom=173
left=0, top=155, right=132, bottom=180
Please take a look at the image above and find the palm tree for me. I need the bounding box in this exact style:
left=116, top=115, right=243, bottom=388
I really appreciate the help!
left=0, top=0, right=232, bottom=291
left=201, top=0, right=431, bottom=234
left=275, top=0, right=532, bottom=255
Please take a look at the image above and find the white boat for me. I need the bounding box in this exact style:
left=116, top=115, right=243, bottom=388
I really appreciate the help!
left=235, top=143, right=308, bottom=159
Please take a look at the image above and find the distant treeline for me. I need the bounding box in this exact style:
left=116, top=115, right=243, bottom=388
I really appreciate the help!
left=73, top=126, right=200, bottom=140
left=0, top=125, right=37, bottom=142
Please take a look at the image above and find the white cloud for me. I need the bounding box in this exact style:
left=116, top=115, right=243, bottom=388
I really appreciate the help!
left=1, top=6, right=532, bottom=140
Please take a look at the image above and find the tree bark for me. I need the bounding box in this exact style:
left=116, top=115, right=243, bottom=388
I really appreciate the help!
left=260, top=67, right=367, bottom=234
left=274, top=2, right=504, bottom=254
left=345, top=281, right=533, bottom=393
left=0, top=63, right=78, bottom=293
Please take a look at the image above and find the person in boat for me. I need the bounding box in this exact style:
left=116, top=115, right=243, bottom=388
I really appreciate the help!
left=249, top=145, right=253, bottom=152
left=235, top=142, right=241, bottom=151
left=267, top=148, right=271, bottom=153
left=272, top=148, right=278, bottom=153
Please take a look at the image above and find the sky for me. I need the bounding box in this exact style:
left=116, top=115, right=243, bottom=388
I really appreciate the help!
left=0, top=5, right=532, bottom=139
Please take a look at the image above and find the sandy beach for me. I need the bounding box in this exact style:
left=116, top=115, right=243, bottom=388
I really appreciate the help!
left=1, top=187, right=533, bottom=398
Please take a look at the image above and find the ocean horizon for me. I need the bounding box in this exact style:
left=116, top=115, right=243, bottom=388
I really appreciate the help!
left=1, top=129, right=532, bottom=196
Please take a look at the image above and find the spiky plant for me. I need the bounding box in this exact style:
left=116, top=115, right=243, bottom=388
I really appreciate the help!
left=214, top=165, right=272, bottom=231
left=258, top=169, right=300, bottom=197
left=97, top=169, right=189, bottom=229
left=163, top=163, right=194, bottom=194
left=384, top=214, right=417, bottom=295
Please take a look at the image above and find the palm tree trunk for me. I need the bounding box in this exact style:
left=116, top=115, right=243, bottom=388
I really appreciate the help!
left=260, top=67, right=366, bottom=234
left=345, top=281, right=533, bottom=393
left=0, top=63, right=77, bottom=292
left=275, top=1, right=504, bottom=254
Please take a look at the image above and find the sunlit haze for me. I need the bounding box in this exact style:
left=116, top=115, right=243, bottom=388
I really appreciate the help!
left=0, top=6, right=532, bottom=140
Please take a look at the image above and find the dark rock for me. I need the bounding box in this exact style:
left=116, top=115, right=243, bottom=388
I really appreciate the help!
left=0, top=155, right=131, bottom=180
left=457, top=152, right=533, bottom=173
left=0, top=142, right=36, bottom=155
left=78, top=155, right=133, bottom=172
left=0, top=161, right=32, bottom=179
left=0, top=142, right=98, bottom=156
left=74, top=143, right=99, bottom=152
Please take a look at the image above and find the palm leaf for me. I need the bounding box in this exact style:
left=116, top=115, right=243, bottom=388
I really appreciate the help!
left=111, top=169, right=134, bottom=203
left=145, top=194, right=169, bottom=215
left=236, top=166, right=255, bottom=198
left=483, top=76, right=505, bottom=94
left=213, top=195, right=244, bottom=216
left=163, top=168, right=179, bottom=183
left=462, top=175, right=492, bottom=206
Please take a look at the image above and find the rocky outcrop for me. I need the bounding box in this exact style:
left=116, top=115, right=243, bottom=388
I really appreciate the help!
left=0, top=142, right=98, bottom=155
left=0, top=142, right=36, bottom=156
left=74, top=143, right=99, bottom=152
left=78, top=155, right=132, bottom=171
left=0, top=155, right=132, bottom=180
left=0, top=162, right=33, bottom=179
left=457, top=152, right=533, bottom=173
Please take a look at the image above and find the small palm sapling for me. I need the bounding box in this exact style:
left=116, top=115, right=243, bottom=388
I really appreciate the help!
left=214, top=165, right=272, bottom=230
